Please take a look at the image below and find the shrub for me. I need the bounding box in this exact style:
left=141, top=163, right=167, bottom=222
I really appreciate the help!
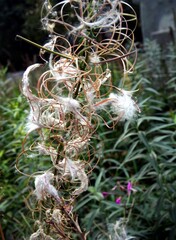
left=76, top=41, right=176, bottom=240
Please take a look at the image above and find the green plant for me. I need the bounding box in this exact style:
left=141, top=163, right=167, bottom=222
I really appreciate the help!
left=0, top=78, right=32, bottom=239
left=76, top=40, right=176, bottom=240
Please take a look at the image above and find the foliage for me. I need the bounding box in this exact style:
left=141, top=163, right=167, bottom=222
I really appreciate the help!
left=76, top=41, right=176, bottom=240
left=0, top=0, right=46, bottom=71
left=0, top=69, right=31, bottom=239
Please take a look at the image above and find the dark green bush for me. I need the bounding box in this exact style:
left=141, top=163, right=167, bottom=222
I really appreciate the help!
left=76, top=41, right=176, bottom=240
left=0, top=69, right=32, bottom=239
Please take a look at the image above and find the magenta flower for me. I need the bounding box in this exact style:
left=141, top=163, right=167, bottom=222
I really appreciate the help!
left=102, top=192, right=109, bottom=198
left=127, top=182, right=132, bottom=195
left=115, top=197, right=121, bottom=204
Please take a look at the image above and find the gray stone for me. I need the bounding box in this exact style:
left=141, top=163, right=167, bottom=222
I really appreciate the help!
left=151, top=28, right=175, bottom=46
left=7, top=71, right=23, bottom=83
left=140, top=0, right=176, bottom=43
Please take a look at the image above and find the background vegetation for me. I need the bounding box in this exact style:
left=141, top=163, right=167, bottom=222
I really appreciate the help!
left=0, top=39, right=176, bottom=239
left=76, top=41, right=176, bottom=240
left=0, top=0, right=141, bottom=71
left=0, top=0, right=47, bottom=71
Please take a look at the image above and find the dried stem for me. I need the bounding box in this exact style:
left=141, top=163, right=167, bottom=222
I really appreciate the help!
left=17, top=0, right=138, bottom=239
left=0, top=224, right=5, bottom=240
left=16, top=35, right=72, bottom=60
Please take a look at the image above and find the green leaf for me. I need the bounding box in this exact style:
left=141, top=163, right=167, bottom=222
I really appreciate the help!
left=95, top=169, right=104, bottom=190
left=138, top=131, right=151, bottom=152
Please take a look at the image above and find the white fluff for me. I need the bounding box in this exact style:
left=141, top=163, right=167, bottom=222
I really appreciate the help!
left=34, top=172, right=60, bottom=201
left=29, top=227, right=54, bottom=240
left=109, top=90, right=138, bottom=121
left=25, top=104, right=41, bottom=133
left=51, top=58, right=79, bottom=83
left=57, top=158, right=88, bottom=196
left=22, top=63, right=41, bottom=100
left=25, top=99, right=66, bottom=133
left=108, top=219, right=135, bottom=240
left=65, top=137, right=89, bottom=156
left=76, top=0, right=120, bottom=29
left=60, top=97, right=80, bottom=112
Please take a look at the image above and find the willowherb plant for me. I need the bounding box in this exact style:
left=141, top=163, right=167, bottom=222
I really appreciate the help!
left=17, top=0, right=139, bottom=239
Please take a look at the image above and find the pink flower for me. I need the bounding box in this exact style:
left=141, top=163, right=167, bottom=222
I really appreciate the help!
left=115, top=197, right=121, bottom=204
left=127, top=182, right=132, bottom=195
left=102, top=192, right=109, bottom=198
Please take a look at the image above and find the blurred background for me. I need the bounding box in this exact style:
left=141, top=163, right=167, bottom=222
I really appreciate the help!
left=1, top=0, right=176, bottom=71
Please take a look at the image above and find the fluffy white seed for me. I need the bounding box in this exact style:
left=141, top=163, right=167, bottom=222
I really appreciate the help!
left=109, top=90, right=138, bottom=121
left=34, top=172, right=60, bottom=201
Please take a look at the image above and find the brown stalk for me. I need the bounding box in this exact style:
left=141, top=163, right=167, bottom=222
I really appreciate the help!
left=0, top=224, right=5, bottom=240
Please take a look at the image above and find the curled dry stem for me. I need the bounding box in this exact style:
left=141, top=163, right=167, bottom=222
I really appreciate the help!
left=17, top=0, right=138, bottom=239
